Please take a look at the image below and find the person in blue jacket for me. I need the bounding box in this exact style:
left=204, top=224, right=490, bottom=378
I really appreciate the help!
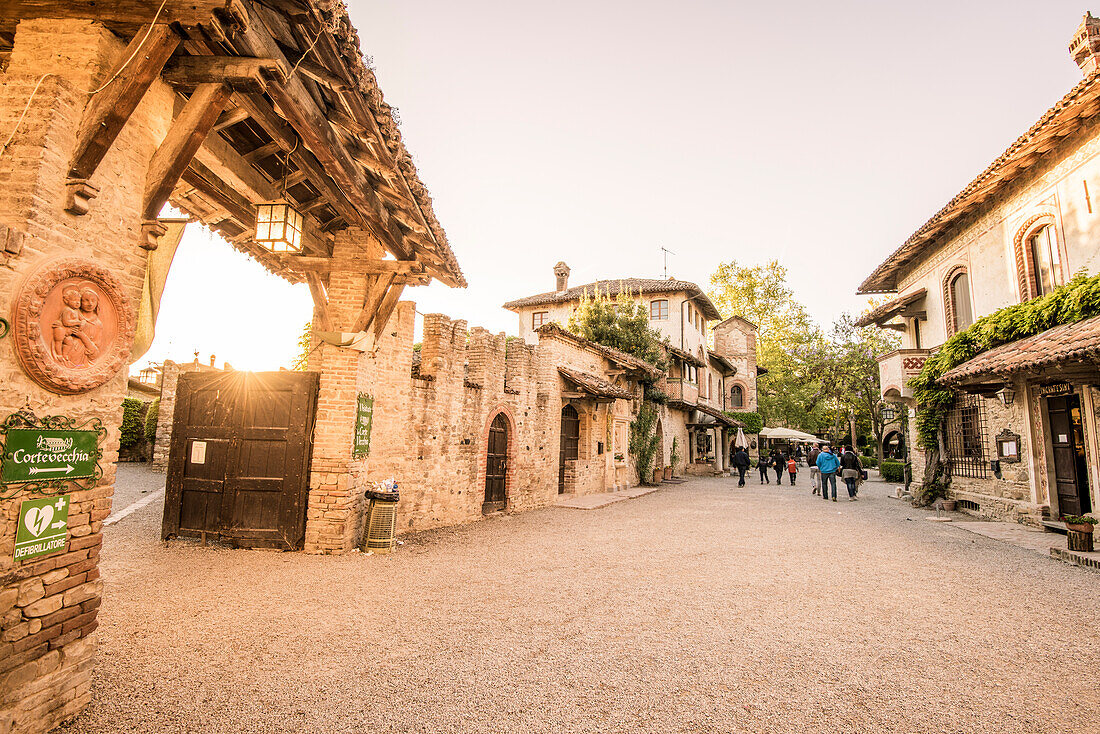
left=816, top=445, right=841, bottom=502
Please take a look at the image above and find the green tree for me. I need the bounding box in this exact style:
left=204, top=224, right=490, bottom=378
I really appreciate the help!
left=629, top=402, right=661, bottom=485
left=708, top=259, right=825, bottom=431
left=119, top=398, right=146, bottom=450
left=567, top=291, right=667, bottom=369
left=293, top=321, right=312, bottom=371
left=143, top=397, right=160, bottom=443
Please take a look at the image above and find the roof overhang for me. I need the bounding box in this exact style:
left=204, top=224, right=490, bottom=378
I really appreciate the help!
left=558, top=367, right=634, bottom=400
left=853, top=289, right=927, bottom=328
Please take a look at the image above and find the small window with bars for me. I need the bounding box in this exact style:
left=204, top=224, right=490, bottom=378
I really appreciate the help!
left=532, top=311, right=549, bottom=329
left=945, top=393, right=989, bottom=478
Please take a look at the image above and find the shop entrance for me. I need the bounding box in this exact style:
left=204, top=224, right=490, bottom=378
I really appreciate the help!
left=1046, top=393, right=1092, bottom=516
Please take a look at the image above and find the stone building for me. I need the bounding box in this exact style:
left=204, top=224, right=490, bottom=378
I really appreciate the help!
left=0, top=3, right=466, bottom=730
left=504, top=264, right=762, bottom=477
left=857, top=13, right=1100, bottom=524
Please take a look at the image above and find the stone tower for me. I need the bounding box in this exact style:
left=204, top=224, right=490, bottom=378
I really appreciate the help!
left=1069, top=12, right=1100, bottom=74
left=553, top=262, right=571, bottom=292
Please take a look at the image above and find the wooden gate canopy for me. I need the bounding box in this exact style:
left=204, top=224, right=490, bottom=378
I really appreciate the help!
left=1, top=0, right=465, bottom=328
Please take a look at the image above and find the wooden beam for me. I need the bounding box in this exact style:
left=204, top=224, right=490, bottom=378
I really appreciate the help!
left=212, top=106, right=250, bottom=131
left=242, top=140, right=281, bottom=163
left=179, top=160, right=254, bottom=225
left=68, top=24, right=180, bottom=181
left=161, top=56, right=286, bottom=93
left=143, top=82, right=232, bottom=221
left=292, top=56, right=348, bottom=92
left=352, top=273, right=394, bottom=333
left=0, top=0, right=242, bottom=25
left=305, top=272, right=330, bottom=330
left=373, top=282, right=406, bottom=340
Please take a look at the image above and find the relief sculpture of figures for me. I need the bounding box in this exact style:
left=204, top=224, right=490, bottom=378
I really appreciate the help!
left=12, top=258, right=134, bottom=395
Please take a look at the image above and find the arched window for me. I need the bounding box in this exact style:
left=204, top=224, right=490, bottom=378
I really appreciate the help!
left=944, top=267, right=973, bottom=335
left=730, top=384, right=744, bottom=409
left=1027, top=224, right=1063, bottom=296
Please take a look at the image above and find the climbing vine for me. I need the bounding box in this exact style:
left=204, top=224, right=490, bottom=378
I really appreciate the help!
left=629, top=402, right=661, bottom=485
left=723, top=410, right=763, bottom=434
left=909, top=272, right=1100, bottom=451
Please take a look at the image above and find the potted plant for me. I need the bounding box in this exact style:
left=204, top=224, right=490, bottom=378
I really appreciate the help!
left=1063, top=514, right=1096, bottom=553
left=652, top=467, right=662, bottom=484
left=669, top=437, right=681, bottom=479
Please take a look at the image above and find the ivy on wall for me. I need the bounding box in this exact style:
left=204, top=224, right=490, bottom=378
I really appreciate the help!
left=723, top=410, right=763, bottom=434
left=909, top=273, right=1100, bottom=450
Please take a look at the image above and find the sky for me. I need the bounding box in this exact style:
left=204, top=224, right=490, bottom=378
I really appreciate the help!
left=136, top=0, right=1092, bottom=373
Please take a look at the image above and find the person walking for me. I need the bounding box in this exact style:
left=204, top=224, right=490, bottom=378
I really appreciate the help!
left=786, top=456, right=798, bottom=485
left=816, top=445, right=841, bottom=502
left=758, top=452, right=772, bottom=484
left=732, top=447, right=750, bottom=487
left=807, top=444, right=822, bottom=495
left=773, top=449, right=786, bottom=484
left=839, top=446, right=864, bottom=501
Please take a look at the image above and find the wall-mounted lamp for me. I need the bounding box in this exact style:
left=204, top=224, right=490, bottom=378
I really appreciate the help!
left=996, top=386, right=1016, bottom=406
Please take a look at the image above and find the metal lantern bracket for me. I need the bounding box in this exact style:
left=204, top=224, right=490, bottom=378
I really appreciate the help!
left=0, top=409, right=106, bottom=499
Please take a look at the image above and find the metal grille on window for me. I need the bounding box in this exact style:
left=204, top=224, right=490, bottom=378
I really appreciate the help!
left=945, top=393, right=989, bottom=478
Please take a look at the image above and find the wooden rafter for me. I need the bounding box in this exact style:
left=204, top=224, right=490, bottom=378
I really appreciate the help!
left=68, top=24, right=180, bottom=181
left=143, top=82, right=232, bottom=221
left=372, top=282, right=406, bottom=339
left=161, top=55, right=286, bottom=93
left=0, top=0, right=245, bottom=25
left=352, top=273, right=395, bottom=333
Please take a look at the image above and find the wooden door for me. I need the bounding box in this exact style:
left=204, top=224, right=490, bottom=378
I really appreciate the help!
left=1047, top=394, right=1092, bottom=516
left=163, top=371, right=319, bottom=550
left=483, top=413, right=508, bottom=512
left=559, top=404, right=579, bottom=494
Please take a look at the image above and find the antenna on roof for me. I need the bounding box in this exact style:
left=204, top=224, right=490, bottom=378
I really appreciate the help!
left=660, top=246, right=676, bottom=279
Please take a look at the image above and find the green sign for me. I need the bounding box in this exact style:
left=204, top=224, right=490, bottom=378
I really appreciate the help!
left=14, top=494, right=70, bottom=562
left=353, top=393, right=374, bottom=458
left=1, top=428, right=99, bottom=485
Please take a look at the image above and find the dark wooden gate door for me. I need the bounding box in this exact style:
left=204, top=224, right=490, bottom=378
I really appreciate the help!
left=483, top=413, right=508, bottom=512
left=163, top=370, right=319, bottom=550
left=1047, top=394, right=1092, bottom=516
left=559, top=404, right=579, bottom=494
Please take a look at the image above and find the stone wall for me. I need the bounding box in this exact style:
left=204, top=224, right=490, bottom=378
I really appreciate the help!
left=0, top=19, right=174, bottom=733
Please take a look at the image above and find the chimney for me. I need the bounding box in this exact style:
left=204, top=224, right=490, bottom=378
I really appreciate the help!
left=209, top=354, right=216, bottom=367
left=1070, top=12, right=1100, bottom=74
left=553, top=261, right=571, bottom=292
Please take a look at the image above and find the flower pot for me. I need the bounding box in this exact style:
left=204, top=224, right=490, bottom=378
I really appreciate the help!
left=1066, top=522, right=1095, bottom=534
left=940, top=499, right=956, bottom=512
left=664, top=466, right=672, bottom=480
left=1067, top=526, right=1095, bottom=552
left=652, top=468, right=661, bottom=485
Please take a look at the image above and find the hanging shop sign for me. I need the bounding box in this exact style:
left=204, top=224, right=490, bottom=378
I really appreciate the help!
left=0, top=410, right=104, bottom=496
left=1038, top=382, right=1073, bottom=396
left=14, top=493, right=71, bottom=562
left=353, top=393, right=374, bottom=458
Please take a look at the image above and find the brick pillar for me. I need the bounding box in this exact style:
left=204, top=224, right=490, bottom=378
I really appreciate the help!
left=150, top=361, right=180, bottom=471
left=303, top=229, right=385, bottom=554
left=0, top=19, right=174, bottom=733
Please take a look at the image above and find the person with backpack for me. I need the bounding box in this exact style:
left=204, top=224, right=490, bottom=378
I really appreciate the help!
left=807, top=444, right=822, bottom=495
left=757, top=451, right=772, bottom=484
left=816, top=445, right=841, bottom=502
left=731, top=446, right=751, bottom=487
left=839, top=446, right=864, bottom=501
left=772, top=449, right=786, bottom=484
left=786, top=456, right=798, bottom=485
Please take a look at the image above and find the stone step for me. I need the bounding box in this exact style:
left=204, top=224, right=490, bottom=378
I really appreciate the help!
left=1041, top=519, right=1068, bottom=535
left=661, top=478, right=687, bottom=485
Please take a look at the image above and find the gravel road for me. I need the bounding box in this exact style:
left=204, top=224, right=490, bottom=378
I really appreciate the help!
left=59, top=476, right=1100, bottom=734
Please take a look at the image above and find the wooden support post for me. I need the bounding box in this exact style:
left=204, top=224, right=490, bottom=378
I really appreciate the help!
left=142, top=82, right=232, bottom=243
left=352, top=273, right=394, bottom=333
left=68, top=24, right=180, bottom=183
left=305, top=272, right=330, bottom=331
left=373, top=282, right=406, bottom=340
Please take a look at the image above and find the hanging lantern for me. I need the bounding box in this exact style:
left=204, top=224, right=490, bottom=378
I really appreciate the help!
left=254, top=199, right=303, bottom=253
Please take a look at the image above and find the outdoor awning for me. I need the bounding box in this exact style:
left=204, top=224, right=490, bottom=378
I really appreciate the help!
left=760, top=427, right=822, bottom=442
left=853, top=288, right=927, bottom=328
left=940, top=315, right=1100, bottom=388
left=558, top=367, right=634, bottom=400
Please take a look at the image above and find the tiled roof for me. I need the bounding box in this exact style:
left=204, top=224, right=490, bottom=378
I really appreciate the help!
left=858, top=70, right=1100, bottom=294
left=695, top=403, right=743, bottom=427
left=558, top=368, right=634, bottom=400
left=667, top=344, right=706, bottom=368
left=503, top=278, right=722, bottom=320
left=853, top=288, right=927, bottom=328
left=535, top=322, right=663, bottom=378
left=707, top=351, right=738, bottom=375
left=940, top=316, right=1100, bottom=385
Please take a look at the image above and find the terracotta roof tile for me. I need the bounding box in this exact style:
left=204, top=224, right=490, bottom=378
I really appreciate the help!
left=853, top=288, right=927, bottom=328
left=558, top=368, right=635, bottom=400
left=504, top=278, right=721, bottom=320
left=535, top=322, right=663, bottom=378
left=940, top=316, right=1100, bottom=384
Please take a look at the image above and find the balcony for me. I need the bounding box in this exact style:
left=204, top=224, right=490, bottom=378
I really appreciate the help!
left=665, top=378, right=699, bottom=407
left=877, top=349, right=930, bottom=404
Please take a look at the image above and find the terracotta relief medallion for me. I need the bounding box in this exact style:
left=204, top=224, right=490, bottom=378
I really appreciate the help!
left=12, top=258, right=134, bottom=395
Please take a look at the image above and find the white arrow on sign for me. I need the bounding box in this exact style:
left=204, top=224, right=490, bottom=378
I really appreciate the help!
left=28, top=465, right=75, bottom=476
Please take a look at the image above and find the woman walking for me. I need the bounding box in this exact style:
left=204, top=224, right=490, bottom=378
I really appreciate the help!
left=839, top=446, right=863, bottom=501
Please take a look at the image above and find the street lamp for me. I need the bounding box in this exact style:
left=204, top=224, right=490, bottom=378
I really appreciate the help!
left=996, top=386, right=1016, bottom=406
left=254, top=200, right=303, bottom=253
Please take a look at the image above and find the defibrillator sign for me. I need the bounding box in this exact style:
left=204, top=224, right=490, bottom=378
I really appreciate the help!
left=14, top=494, right=70, bottom=562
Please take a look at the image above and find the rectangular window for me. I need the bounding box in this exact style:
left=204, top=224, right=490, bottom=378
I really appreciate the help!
left=945, top=393, right=989, bottom=478
left=532, top=311, right=548, bottom=329
left=649, top=299, right=669, bottom=320
left=1028, top=226, right=1063, bottom=296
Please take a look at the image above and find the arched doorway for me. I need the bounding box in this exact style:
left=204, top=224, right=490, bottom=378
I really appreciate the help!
left=883, top=430, right=904, bottom=459
left=484, top=413, right=509, bottom=513
left=559, top=404, right=580, bottom=494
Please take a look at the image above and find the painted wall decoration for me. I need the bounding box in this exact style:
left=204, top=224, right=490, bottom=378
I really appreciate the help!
left=12, top=258, right=134, bottom=394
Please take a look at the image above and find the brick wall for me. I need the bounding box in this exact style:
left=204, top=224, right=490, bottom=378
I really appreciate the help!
left=0, top=19, right=175, bottom=733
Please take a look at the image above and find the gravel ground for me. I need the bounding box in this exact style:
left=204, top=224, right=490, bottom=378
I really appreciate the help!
left=60, top=476, right=1100, bottom=734
left=107, top=463, right=165, bottom=517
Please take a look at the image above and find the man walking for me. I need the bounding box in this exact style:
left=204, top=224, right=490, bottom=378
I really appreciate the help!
left=732, top=446, right=750, bottom=487
left=816, top=445, right=841, bottom=502
left=758, top=451, right=772, bottom=484
left=839, top=446, right=863, bottom=501
left=773, top=448, right=786, bottom=485
left=807, top=444, right=821, bottom=495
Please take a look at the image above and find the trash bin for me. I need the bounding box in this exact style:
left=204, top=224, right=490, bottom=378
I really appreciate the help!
left=364, top=489, right=400, bottom=554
